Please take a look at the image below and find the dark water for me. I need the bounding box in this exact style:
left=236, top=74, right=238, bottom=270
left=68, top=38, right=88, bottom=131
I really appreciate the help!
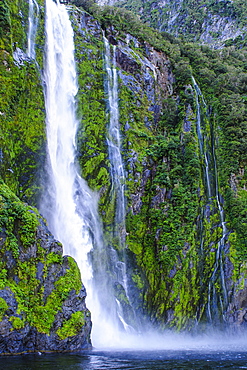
left=1, top=349, right=247, bottom=370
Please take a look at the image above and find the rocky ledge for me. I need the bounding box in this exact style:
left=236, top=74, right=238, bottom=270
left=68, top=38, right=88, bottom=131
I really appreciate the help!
left=0, top=182, right=92, bottom=355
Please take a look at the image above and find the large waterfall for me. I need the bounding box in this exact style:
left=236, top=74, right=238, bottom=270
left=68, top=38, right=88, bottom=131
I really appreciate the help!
left=42, top=0, right=102, bottom=344
left=42, top=0, right=97, bottom=281
left=41, top=0, right=136, bottom=348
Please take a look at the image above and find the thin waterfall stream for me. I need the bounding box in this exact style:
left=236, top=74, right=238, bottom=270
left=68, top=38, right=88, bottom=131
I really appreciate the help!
left=27, top=0, right=39, bottom=59
left=192, top=77, right=228, bottom=323
left=104, top=35, right=126, bottom=250
left=103, top=35, right=138, bottom=333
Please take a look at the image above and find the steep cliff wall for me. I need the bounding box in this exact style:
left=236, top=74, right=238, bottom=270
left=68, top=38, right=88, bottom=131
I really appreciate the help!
left=71, top=4, right=247, bottom=330
left=0, top=0, right=92, bottom=354
left=0, top=0, right=45, bottom=204
left=97, top=0, right=247, bottom=49
left=1, top=0, right=247, bottom=346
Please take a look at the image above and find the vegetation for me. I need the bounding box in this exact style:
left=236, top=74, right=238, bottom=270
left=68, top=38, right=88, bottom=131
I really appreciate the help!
left=114, top=0, right=247, bottom=47
left=0, top=182, right=87, bottom=337
left=0, top=0, right=46, bottom=205
left=70, top=0, right=247, bottom=326
left=1, top=0, right=247, bottom=335
left=56, top=311, right=85, bottom=339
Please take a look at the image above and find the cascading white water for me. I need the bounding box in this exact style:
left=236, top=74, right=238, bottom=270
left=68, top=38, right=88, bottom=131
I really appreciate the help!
left=192, top=77, right=228, bottom=322
left=27, top=0, right=39, bottom=59
left=42, top=0, right=107, bottom=346
left=208, top=137, right=228, bottom=321
left=41, top=0, right=137, bottom=349
left=192, top=77, right=211, bottom=199
left=103, top=37, right=140, bottom=333
left=104, top=36, right=126, bottom=247
left=42, top=0, right=95, bottom=280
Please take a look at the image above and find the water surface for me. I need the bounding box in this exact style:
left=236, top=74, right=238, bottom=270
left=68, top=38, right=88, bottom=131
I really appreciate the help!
left=1, top=348, right=247, bottom=370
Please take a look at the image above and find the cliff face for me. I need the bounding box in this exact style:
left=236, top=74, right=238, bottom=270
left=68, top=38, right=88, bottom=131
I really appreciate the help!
left=72, top=5, right=247, bottom=330
left=0, top=0, right=92, bottom=354
left=97, top=0, right=247, bottom=49
left=0, top=0, right=46, bottom=204
left=1, top=0, right=247, bottom=351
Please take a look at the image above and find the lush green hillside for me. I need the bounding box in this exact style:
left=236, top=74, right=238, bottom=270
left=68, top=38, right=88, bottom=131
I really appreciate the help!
left=0, top=0, right=45, bottom=204
left=70, top=2, right=247, bottom=328
left=107, top=0, right=247, bottom=48
left=0, top=0, right=92, bottom=354
left=1, top=0, right=247, bottom=347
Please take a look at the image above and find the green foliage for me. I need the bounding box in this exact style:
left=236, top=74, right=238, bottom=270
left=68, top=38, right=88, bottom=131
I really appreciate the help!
left=0, top=184, right=84, bottom=338
left=225, top=188, right=247, bottom=260
left=71, top=0, right=96, bottom=12
left=174, top=61, right=192, bottom=86
left=9, top=316, right=25, bottom=330
left=56, top=311, right=85, bottom=339
left=29, top=256, right=82, bottom=334
left=0, top=0, right=11, bottom=49
left=46, top=252, right=63, bottom=265
left=115, top=0, right=247, bottom=46
left=0, top=297, right=8, bottom=320
left=72, top=12, right=109, bottom=198
left=0, top=0, right=45, bottom=204
left=87, top=5, right=179, bottom=59
left=0, top=183, right=39, bottom=249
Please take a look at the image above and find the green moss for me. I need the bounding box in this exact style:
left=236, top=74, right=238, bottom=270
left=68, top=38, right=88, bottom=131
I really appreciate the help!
left=0, top=183, right=85, bottom=337
left=0, top=297, right=8, bottom=320
left=132, top=273, right=144, bottom=290
left=0, top=0, right=45, bottom=204
left=46, top=252, right=63, bottom=265
left=27, top=256, right=82, bottom=334
left=9, top=316, right=25, bottom=330
left=56, top=311, right=85, bottom=340
left=0, top=183, right=39, bottom=249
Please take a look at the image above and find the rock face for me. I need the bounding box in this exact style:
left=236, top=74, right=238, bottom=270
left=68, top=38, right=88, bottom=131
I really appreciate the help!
left=70, top=6, right=247, bottom=331
left=102, top=0, right=247, bottom=48
left=0, top=183, right=92, bottom=354
left=2, top=0, right=247, bottom=337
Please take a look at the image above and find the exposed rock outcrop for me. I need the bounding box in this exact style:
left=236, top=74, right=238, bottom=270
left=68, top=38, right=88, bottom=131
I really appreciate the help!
left=98, top=0, right=247, bottom=48
left=0, top=183, right=92, bottom=355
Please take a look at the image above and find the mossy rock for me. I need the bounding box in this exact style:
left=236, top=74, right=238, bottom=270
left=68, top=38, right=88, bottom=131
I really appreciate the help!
left=0, top=182, right=92, bottom=354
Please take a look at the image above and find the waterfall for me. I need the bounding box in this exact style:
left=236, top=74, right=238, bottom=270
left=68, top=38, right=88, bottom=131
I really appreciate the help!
left=41, top=0, right=137, bottom=348
left=104, top=36, right=126, bottom=249
left=192, top=77, right=211, bottom=199
left=207, top=131, right=229, bottom=322
left=192, top=77, right=228, bottom=323
left=103, top=36, right=140, bottom=333
left=103, top=34, right=129, bottom=308
left=41, top=0, right=103, bottom=343
left=42, top=0, right=97, bottom=279
left=27, top=0, right=39, bottom=59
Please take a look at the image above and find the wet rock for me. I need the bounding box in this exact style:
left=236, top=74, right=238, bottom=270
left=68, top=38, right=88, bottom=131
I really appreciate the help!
left=116, top=48, right=141, bottom=74
left=151, top=187, right=167, bottom=208
left=13, top=48, right=30, bottom=67
left=0, top=203, right=92, bottom=355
